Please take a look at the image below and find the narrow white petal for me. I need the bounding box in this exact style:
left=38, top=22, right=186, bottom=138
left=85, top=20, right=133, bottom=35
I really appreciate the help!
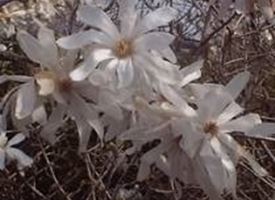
left=17, top=31, right=56, bottom=67
left=219, top=113, right=261, bottom=133
left=159, top=47, right=177, bottom=63
left=40, top=104, right=65, bottom=144
left=31, top=105, right=47, bottom=125
left=158, top=83, right=196, bottom=117
left=117, top=59, right=134, bottom=88
left=38, top=27, right=58, bottom=65
left=70, top=93, right=104, bottom=140
left=179, top=60, right=203, bottom=87
left=197, top=87, right=233, bottom=122
left=134, top=7, right=178, bottom=35
left=134, top=32, right=175, bottom=52
left=75, top=118, right=92, bottom=152
left=15, top=80, right=37, bottom=119
left=0, top=149, right=5, bottom=170
left=6, top=147, right=33, bottom=169
left=7, top=133, right=26, bottom=147
left=246, top=123, right=275, bottom=137
left=57, top=30, right=113, bottom=49
left=70, top=49, right=115, bottom=81
left=216, top=101, right=244, bottom=125
left=118, top=0, right=139, bottom=38
left=77, top=5, right=120, bottom=39
left=0, top=75, right=32, bottom=84
left=225, top=71, right=250, bottom=100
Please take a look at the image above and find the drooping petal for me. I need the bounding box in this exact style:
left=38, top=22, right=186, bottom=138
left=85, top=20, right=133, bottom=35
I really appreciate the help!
left=6, top=147, right=33, bottom=169
left=75, top=116, right=92, bottom=152
left=40, top=104, right=66, bottom=144
left=0, top=149, right=5, bottom=170
left=218, top=133, right=268, bottom=177
left=69, top=93, right=104, bottom=140
left=219, top=113, right=261, bottom=133
left=57, top=30, right=113, bottom=49
left=0, top=75, right=32, bottom=84
left=117, top=58, right=134, bottom=88
left=134, top=32, right=175, bottom=52
left=77, top=5, right=120, bottom=40
left=245, top=123, right=275, bottom=137
left=225, top=71, right=250, bottom=100
left=134, top=7, right=178, bottom=35
left=210, top=137, right=237, bottom=195
left=38, top=27, right=58, bottom=66
left=7, top=133, right=26, bottom=147
left=15, top=80, right=37, bottom=119
left=70, top=49, right=115, bottom=81
left=216, top=101, right=244, bottom=125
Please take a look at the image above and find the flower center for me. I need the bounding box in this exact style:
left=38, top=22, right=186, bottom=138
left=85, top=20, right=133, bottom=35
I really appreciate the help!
left=58, top=78, right=73, bottom=92
left=203, top=121, right=219, bottom=136
left=113, top=39, right=133, bottom=58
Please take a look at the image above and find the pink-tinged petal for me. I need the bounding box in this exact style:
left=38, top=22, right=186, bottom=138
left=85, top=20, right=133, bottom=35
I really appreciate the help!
left=70, top=49, right=115, bottom=81
left=225, top=71, right=250, bottom=100
left=15, top=80, right=37, bottom=119
left=219, top=113, right=261, bottom=133
left=57, top=30, right=113, bottom=49
left=40, top=104, right=66, bottom=144
left=134, top=7, right=178, bottom=35
left=0, top=149, right=5, bottom=170
left=179, top=60, right=203, bottom=87
left=77, top=5, right=120, bottom=40
left=216, top=102, right=244, bottom=125
left=7, top=133, right=25, bottom=147
left=246, top=123, right=275, bottom=137
left=117, top=59, right=134, bottom=88
left=38, top=27, right=58, bottom=66
left=134, top=32, right=175, bottom=52
left=6, top=147, right=33, bottom=169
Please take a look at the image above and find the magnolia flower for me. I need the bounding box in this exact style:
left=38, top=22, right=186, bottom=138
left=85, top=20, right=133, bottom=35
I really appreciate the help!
left=120, top=71, right=268, bottom=200
left=0, top=26, right=103, bottom=152
left=0, top=114, right=32, bottom=170
left=57, top=0, right=180, bottom=89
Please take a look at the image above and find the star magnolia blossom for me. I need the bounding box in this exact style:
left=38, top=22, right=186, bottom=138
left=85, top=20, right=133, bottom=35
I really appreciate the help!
left=0, top=26, right=103, bottom=152
left=120, top=71, right=268, bottom=200
left=0, top=114, right=32, bottom=170
left=57, top=0, right=180, bottom=89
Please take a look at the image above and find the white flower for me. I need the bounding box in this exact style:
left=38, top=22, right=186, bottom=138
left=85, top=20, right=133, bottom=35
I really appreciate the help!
left=0, top=26, right=104, bottom=152
left=0, top=115, right=33, bottom=170
left=0, top=133, right=33, bottom=170
left=120, top=71, right=268, bottom=200
left=57, top=0, right=179, bottom=89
